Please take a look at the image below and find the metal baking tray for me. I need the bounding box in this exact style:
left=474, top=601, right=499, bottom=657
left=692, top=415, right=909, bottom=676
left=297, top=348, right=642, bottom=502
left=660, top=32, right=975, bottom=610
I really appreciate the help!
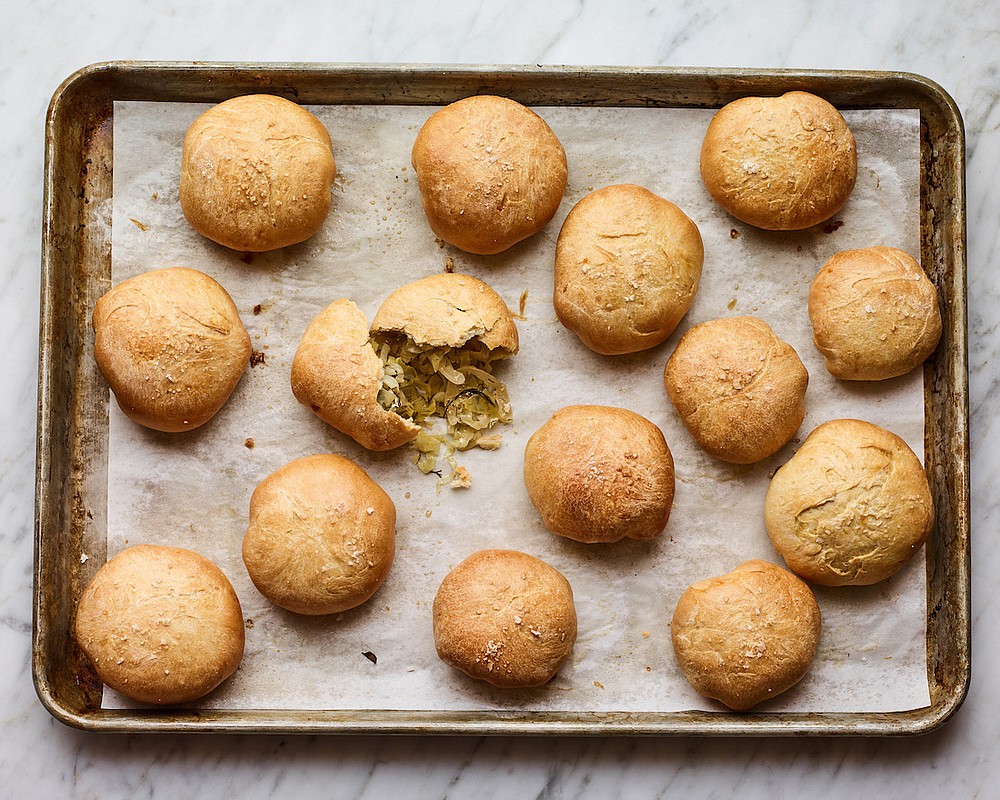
left=34, top=62, right=969, bottom=735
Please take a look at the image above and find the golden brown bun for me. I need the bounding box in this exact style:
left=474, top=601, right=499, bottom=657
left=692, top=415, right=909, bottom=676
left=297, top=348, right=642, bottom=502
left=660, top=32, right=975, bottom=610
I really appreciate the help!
left=523, top=405, right=675, bottom=543
left=700, top=91, right=857, bottom=230
left=74, top=544, right=245, bottom=705
left=664, top=316, right=808, bottom=464
left=92, top=266, right=252, bottom=432
left=764, top=418, right=933, bottom=586
left=432, top=550, right=577, bottom=688
left=554, top=184, right=704, bottom=355
left=179, top=94, right=336, bottom=251
left=370, top=272, right=519, bottom=354
left=671, top=560, right=821, bottom=711
left=809, top=246, right=942, bottom=380
left=411, top=95, right=568, bottom=254
left=290, top=298, right=420, bottom=451
left=242, top=454, right=396, bottom=615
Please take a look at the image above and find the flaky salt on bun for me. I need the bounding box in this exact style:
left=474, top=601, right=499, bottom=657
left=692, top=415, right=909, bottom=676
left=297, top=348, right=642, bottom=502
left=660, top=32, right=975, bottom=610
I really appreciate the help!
left=433, top=550, right=577, bottom=688
left=92, top=266, right=252, bottom=432
left=700, top=91, right=857, bottom=230
left=411, top=95, right=568, bottom=254
left=764, top=419, right=933, bottom=586
left=370, top=272, right=518, bottom=353
left=291, top=298, right=421, bottom=451
left=671, top=560, right=821, bottom=711
left=664, top=316, right=808, bottom=464
left=74, top=544, right=245, bottom=705
left=554, top=184, right=704, bottom=355
left=242, top=454, right=396, bottom=615
left=180, top=94, right=336, bottom=251
left=523, top=405, right=675, bottom=543
left=809, top=246, right=942, bottom=380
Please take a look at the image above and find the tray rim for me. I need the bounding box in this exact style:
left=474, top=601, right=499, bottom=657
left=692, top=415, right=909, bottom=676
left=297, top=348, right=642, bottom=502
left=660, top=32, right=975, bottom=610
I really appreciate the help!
left=34, top=60, right=970, bottom=736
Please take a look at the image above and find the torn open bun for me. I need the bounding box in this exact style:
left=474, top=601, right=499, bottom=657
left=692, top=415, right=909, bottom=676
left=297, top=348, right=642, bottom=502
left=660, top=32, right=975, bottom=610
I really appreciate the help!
left=292, top=273, right=519, bottom=484
left=370, top=271, right=518, bottom=353
left=291, top=298, right=421, bottom=451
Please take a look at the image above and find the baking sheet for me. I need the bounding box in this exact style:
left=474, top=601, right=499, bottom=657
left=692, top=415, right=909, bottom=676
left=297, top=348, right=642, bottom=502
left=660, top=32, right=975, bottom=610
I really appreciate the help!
left=101, top=99, right=929, bottom=714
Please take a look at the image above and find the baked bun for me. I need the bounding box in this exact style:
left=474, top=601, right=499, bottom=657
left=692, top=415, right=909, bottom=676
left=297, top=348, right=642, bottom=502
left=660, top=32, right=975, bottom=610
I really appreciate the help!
left=554, top=184, right=704, bottom=355
left=809, top=246, right=942, bottom=380
left=700, top=91, right=857, bottom=230
left=370, top=272, right=518, bottom=354
left=764, top=418, right=933, bottom=586
left=242, top=454, right=396, bottom=615
left=180, top=94, right=336, bottom=251
left=291, top=298, right=421, bottom=451
left=432, top=550, right=577, bottom=688
left=671, top=560, right=821, bottom=711
left=292, top=273, right=518, bottom=457
left=93, top=266, right=252, bottom=432
left=664, top=316, right=808, bottom=464
left=411, top=95, right=568, bottom=254
left=74, top=544, right=245, bottom=705
left=523, top=405, right=674, bottom=543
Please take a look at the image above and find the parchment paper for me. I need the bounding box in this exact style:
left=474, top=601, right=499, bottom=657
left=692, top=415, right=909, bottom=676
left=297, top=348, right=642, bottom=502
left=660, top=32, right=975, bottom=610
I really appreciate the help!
left=106, top=99, right=928, bottom=713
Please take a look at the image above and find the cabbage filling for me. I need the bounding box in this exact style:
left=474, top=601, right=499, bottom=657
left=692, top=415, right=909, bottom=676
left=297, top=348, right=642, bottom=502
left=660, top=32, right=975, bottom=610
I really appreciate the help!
left=372, top=333, right=512, bottom=487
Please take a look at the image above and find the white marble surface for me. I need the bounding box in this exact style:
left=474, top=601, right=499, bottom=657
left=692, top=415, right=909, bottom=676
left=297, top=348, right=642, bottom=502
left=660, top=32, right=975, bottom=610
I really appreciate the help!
left=3, top=1, right=998, bottom=797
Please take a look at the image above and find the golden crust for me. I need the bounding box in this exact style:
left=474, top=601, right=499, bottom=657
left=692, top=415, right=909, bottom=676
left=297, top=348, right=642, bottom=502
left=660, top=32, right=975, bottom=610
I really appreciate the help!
left=179, top=94, right=336, bottom=252
left=73, top=544, right=245, bottom=705
left=370, top=272, right=519, bottom=355
left=671, top=560, right=821, bottom=711
left=700, top=91, right=857, bottom=230
left=432, top=550, right=577, bottom=688
left=92, top=266, right=252, bottom=433
left=664, top=316, right=808, bottom=464
left=242, top=454, right=396, bottom=615
left=523, top=405, right=675, bottom=543
left=809, top=246, right=942, bottom=380
left=764, top=418, right=934, bottom=586
left=554, top=184, right=704, bottom=355
left=411, top=95, right=568, bottom=254
left=290, top=298, right=420, bottom=451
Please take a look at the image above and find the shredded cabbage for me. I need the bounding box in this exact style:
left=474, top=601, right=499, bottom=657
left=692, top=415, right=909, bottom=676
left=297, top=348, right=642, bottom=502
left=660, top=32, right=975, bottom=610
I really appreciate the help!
left=372, top=333, right=512, bottom=488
